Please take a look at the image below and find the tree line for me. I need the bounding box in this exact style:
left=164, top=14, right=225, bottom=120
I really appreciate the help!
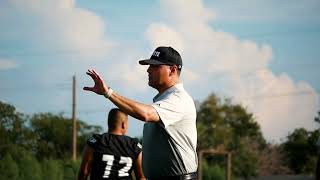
left=197, top=94, right=319, bottom=179
left=0, top=101, right=102, bottom=180
left=0, top=94, right=319, bottom=180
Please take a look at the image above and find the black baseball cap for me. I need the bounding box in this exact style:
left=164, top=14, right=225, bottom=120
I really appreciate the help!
left=139, top=46, right=182, bottom=70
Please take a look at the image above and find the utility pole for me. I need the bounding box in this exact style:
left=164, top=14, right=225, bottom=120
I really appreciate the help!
left=72, top=75, right=77, bottom=161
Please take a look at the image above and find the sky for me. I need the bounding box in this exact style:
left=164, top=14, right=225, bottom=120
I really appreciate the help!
left=0, top=0, right=319, bottom=143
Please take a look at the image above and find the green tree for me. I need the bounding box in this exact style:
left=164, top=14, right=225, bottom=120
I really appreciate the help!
left=41, top=159, right=63, bottom=180
left=232, top=138, right=259, bottom=178
left=315, top=111, right=320, bottom=179
left=30, top=112, right=102, bottom=160
left=0, top=101, right=105, bottom=179
left=17, top=152, right=42, bottom=180
left=315, top=111, right=320, bottom=124
left=257, top=143, right=292, bottom=175
left=30, top=113, right=73, bottom=159
left=63, top=160, right=81, bottom=180
left=197, top=94, right=265, bottom=150
left=282, top=128, right=319, bottom=174
left=0, top=153, right=19, bottom=180
left=197, top=95, right=233, bottom=149
left=0, top=101, right=33, bottom=153
left=202, top=160, right=225, bottom=180
left=197, top=94, right=266, bottom=179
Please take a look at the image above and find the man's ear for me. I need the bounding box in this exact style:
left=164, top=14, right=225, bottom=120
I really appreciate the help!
left=121, top=122, right=125, bottom=129
left=169, top=66, right=177, bottom=76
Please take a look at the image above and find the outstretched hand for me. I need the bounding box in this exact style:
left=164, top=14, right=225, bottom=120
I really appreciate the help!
left=83, top=69, right=108, bottom=95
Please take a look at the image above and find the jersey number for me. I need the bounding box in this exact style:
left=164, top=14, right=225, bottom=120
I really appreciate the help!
left=102, top=155, right=132, bottom=178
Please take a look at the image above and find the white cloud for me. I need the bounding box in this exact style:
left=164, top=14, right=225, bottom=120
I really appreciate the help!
left=0, top=0, right=112, bottom=60
left=99, top=47, right=150, bottom=94
left=143, top=0, right=319, bottom=142
left=181, top=68, right=200, bottom=83
left=108, top=63, right=148, bottom=93
left=162, top=0, right=215, bottom=24
left=231, top=70, right=319, bottom=141
left=0, top=58, right=18, bottom=70
left=145, top=23, right=184, bottom=52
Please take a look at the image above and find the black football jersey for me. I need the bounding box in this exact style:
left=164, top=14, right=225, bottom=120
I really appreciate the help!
left=87, top=133, right=142, bottom=180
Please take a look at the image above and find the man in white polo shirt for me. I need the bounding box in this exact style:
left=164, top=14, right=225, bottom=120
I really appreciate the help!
left=84, top=46, right=198, bottom=180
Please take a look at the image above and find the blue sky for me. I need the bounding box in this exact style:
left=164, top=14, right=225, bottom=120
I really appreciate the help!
left=0, top=0, right=319, bottom=143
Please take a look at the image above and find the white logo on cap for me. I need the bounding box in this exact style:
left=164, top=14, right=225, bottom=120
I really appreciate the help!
left=152, top=51, right=160, bottom=57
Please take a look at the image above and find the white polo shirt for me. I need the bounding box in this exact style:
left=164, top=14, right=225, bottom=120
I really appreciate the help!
left=142, top=83, right=198, bottom=178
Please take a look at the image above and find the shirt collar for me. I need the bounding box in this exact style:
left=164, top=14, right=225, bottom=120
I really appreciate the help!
left=153, top=83, right=183, bottom=102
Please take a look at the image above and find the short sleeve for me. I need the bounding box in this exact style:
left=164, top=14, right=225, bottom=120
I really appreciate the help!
left=87, top=134, right=101, bottom=149
left=151, top=93, right=184, bottom=127
left=131, top=138, right=142, bottom=160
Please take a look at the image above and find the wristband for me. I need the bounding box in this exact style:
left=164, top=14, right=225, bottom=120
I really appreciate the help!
left=104, top=87, right=113, bottom=99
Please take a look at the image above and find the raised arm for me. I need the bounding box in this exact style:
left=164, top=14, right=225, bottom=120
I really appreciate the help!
left=83, top=69, right=160, bottom=122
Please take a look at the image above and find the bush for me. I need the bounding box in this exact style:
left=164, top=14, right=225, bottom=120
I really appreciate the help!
left=17, top=152, right=42, bottom=180
left=63, top=160, right=81, bottom=180
left=0, top=153, right=19, bottom=180
left=41, top=159, right=63, bottom=180
left=202, top=160, right=225, bottom=180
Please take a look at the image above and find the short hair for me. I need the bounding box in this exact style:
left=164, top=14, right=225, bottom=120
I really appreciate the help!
left=177, top=68, right=181, bottom=76
left=108, top=108, right=127, bottom=130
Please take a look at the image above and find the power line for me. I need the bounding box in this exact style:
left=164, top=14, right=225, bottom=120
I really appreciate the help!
left=237, top=90, right=318, bottom=101
left=237, top=28, right=320, bottom=39
left=0, top=84, right=72, bottom=92
left=44, top=90, right=319, bottom=115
